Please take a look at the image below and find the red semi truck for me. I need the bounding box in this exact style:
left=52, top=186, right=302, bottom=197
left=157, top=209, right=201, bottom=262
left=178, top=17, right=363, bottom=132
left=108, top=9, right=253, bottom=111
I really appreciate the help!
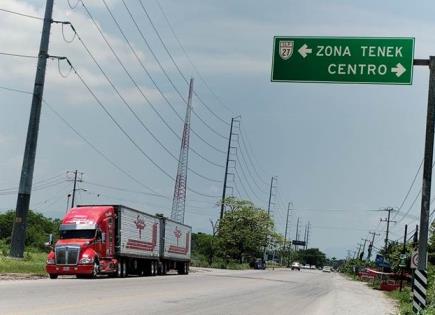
left=46, top=205, right=191, bottom=279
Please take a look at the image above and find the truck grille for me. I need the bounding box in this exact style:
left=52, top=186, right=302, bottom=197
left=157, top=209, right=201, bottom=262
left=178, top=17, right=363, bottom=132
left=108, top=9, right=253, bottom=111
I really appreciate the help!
left=55, top=246, right=80, bottom=265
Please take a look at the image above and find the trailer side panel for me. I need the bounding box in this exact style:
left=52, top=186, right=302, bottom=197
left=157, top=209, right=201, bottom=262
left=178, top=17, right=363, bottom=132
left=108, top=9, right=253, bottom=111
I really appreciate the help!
left=118, top=206, right=160, bottom=258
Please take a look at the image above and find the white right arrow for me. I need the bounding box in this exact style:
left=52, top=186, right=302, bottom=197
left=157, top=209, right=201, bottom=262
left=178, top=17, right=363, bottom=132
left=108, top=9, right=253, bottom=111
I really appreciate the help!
left=391, top=63, right=406, bottom=77
left=298, top=44, right=312, bottom=58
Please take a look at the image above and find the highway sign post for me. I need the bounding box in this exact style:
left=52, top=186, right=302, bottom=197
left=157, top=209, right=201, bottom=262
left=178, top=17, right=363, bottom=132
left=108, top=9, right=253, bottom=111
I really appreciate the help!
left=271, top=37, right=414, bottom=84
left=271, top=35, right=433, bottom=311
left=411, top=250, right=419, bottom=269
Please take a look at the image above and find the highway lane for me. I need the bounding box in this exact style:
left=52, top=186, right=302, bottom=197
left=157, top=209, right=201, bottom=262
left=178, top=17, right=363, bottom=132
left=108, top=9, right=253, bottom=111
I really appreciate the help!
left=0, top=268, right=396, bottom=315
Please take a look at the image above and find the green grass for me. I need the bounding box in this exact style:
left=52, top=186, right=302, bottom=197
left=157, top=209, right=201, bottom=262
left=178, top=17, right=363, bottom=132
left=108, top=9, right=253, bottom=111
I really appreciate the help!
left=0, top=241, right=47, bottom=275
left=190, top=254, right=251, bottom=270
left=387, top=288, right=413, bottom=315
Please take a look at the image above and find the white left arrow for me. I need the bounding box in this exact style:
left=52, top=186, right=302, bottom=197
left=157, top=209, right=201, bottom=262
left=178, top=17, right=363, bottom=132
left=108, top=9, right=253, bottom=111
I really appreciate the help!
left=298, top=44, right=312, bottom=58
left=391, top=63, right=406, bottom=77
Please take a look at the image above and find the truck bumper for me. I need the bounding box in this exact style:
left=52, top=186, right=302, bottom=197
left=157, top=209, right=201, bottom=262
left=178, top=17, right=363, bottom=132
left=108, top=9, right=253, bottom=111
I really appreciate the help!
left=46, top=264, right=93, bottom=275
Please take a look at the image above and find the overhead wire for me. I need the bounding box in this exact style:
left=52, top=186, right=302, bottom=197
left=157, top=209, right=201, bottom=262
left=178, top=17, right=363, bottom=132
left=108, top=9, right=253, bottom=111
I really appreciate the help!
left=137, top=0, right=230, bottom=130
left=78, top=0, right=226, bottom=165
left=239, top=127, right=269, bottom=186
left=0, top=8, right=43, bottom=20
left=67, top=59, right=220, bottom=198
left=63, top=18, right=221, bottom=183
left=0, top=84, right=164, bottom=195
left=153, top=0, right=235, bottom=117
left=0, top=52, right=38, bottom=59
left=119, top=1, right=228, bottom=143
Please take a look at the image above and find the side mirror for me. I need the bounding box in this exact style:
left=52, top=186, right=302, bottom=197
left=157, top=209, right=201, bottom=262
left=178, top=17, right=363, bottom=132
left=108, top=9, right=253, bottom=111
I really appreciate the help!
left=45, top=234, right=53, bottom=248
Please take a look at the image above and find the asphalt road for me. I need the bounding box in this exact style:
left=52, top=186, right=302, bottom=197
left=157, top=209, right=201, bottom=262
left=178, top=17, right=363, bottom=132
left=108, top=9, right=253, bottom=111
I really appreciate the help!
left=0, top=268, right=396, bottom=315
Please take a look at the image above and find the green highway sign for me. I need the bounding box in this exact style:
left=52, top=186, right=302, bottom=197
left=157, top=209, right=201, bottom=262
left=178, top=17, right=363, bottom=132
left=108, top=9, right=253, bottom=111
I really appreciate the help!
left=271, top=37, right=415, bottom=84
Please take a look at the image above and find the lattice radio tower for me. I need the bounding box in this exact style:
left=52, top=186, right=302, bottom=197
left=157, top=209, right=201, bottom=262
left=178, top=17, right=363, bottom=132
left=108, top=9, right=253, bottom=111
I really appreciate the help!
left=171, top=78, right=194, bottom=223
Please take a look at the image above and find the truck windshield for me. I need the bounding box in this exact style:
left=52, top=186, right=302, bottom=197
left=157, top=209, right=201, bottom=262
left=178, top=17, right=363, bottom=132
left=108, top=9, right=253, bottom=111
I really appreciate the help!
left=60, top=229, right=96, bottom=239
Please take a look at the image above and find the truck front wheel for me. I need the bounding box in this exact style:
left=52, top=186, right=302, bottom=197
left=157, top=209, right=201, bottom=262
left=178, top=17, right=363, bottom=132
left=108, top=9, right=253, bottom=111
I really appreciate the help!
left=49, top=274, right=58, bottom=279
left=91, top=261, right=99, bottom=279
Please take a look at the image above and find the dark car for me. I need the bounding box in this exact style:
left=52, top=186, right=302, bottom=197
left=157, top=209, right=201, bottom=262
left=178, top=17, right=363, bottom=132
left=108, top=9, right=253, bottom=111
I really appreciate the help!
left=252, top=258, right=266, bottom=270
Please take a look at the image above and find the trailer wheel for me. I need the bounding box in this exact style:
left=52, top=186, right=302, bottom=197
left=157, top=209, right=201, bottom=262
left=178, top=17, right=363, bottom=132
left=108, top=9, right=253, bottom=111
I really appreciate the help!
left=162, top=262, right=167, bottom=275
left=151, top=261, right=157, bottom=276
left=117, top=261, right=123, bottom=278
left=122, top=260, right=128, bottom=278
left=185, top=262, right=189, bottom=275
left=177, top=262, right=185, bottom=275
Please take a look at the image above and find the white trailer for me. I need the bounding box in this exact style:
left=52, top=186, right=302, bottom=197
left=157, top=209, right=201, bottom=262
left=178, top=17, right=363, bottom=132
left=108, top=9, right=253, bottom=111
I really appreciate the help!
left=159, top=217, right=191, bottom=274
left=115, top=205, right=191, bottom=276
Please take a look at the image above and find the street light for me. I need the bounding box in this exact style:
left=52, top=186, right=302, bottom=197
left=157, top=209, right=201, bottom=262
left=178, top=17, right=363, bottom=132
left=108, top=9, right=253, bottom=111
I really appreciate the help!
left=71, top=188, right=87, bottom=208
left=66, top=194, right=71, bottom=213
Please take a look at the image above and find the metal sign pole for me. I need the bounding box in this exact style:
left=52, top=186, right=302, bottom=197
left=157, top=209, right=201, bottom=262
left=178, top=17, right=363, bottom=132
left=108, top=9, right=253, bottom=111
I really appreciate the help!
left=413, top=57, right=434, bottom=313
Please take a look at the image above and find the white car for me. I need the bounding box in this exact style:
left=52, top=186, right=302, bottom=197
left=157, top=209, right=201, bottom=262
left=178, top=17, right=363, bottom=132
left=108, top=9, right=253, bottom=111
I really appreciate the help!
left=291, top=262, right=301, bottom=271
left=322, top=266, right=332, bottom=273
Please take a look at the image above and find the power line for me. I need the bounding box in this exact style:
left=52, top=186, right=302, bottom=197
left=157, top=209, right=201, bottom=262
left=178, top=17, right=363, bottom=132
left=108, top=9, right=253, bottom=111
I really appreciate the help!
left=236, top=133, right=269, bottom=195
left=0, top=84, right=170, bottom=199
left=135, top=0, right=229, bottom=138
left=68, top=60, right=219, bottom=199
left=84, top=181, right=169, bottom=199
left=0, top=8, right=43, bottom=21
left=239, top=127, right=269, bottom=185
left=79, top=0, right=226, bottom=160
left=0, top=51, right=37, bottom=59
left=64, top=19, right=221, bottom=183
left=118, top=0, right=227, bottom=153
left=154, top=0, right=235, bottom=117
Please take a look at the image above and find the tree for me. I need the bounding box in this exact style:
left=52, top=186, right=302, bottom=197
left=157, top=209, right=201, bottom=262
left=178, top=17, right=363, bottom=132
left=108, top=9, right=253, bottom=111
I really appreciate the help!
left=218, top=198, right=274, bottom=263
left=296, top=248, right=327, bottom=267
left=192, top=219, right=219, bottom=265
left=0, top=209, right=60, bottom=250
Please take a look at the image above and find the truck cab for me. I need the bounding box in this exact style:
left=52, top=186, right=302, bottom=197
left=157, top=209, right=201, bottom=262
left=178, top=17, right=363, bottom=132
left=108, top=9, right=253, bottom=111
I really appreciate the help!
left=46, top=206, right=117, bottom=279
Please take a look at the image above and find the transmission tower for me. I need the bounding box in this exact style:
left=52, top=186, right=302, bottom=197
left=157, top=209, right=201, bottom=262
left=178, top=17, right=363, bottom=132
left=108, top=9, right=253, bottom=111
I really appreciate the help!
left=171, top=78, right=194, bottom=223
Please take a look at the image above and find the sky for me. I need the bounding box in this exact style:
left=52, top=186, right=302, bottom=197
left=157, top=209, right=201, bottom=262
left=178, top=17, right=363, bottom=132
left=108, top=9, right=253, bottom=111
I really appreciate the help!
left=1, top=0, right=435, bottom=259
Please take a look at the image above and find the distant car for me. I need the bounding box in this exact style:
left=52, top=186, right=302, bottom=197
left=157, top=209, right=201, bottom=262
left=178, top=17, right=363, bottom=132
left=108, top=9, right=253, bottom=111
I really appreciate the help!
left=253, top=258, right=266, bottom=270
left=291, top=262, right=301, bottom=271
left=322, top=266, right=332, bottom=273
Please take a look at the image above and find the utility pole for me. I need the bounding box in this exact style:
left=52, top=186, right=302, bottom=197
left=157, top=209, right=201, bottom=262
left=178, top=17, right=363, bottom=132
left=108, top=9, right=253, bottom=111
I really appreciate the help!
left=220, top=116, right=240, bottom=219
left=304, top=222, right=311, bottom=250
left=400, top=224, right=408, bottom=291
left=413, top=225, right=419, bottom=248
left=284, top=202, right=292, bottom=246
left=356, top=243, right=363, bottom=259
left=263, top=176, right=277, bottom=262
left=379, top=207, right=396, bottom=255
left=67, top=170, right=84, bottom=208
left=295, top=217, right=300, bottom=251
left=283, top=202, right=293, bottom=266
left=267, top=176, right=277, bottom=215
left=367, top=231, right=380, bottom=261
left=360, top=238, right=369, bottom=260
left=9, top=0, right=54, bottom=258
left=303, top=224, right=307, bottom=249
left=306, top=222, right=311, bottom=249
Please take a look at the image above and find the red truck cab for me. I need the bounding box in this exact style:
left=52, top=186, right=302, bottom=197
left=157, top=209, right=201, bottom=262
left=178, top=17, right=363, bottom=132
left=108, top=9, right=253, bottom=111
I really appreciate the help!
left=46, top=206, right=117, bottom=279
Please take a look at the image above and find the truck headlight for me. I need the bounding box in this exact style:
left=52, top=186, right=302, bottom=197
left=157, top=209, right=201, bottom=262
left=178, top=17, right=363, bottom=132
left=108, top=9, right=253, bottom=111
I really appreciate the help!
left=79, top=257, right=94, bottom=264
left=46, top=258, right=55, bottom=265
